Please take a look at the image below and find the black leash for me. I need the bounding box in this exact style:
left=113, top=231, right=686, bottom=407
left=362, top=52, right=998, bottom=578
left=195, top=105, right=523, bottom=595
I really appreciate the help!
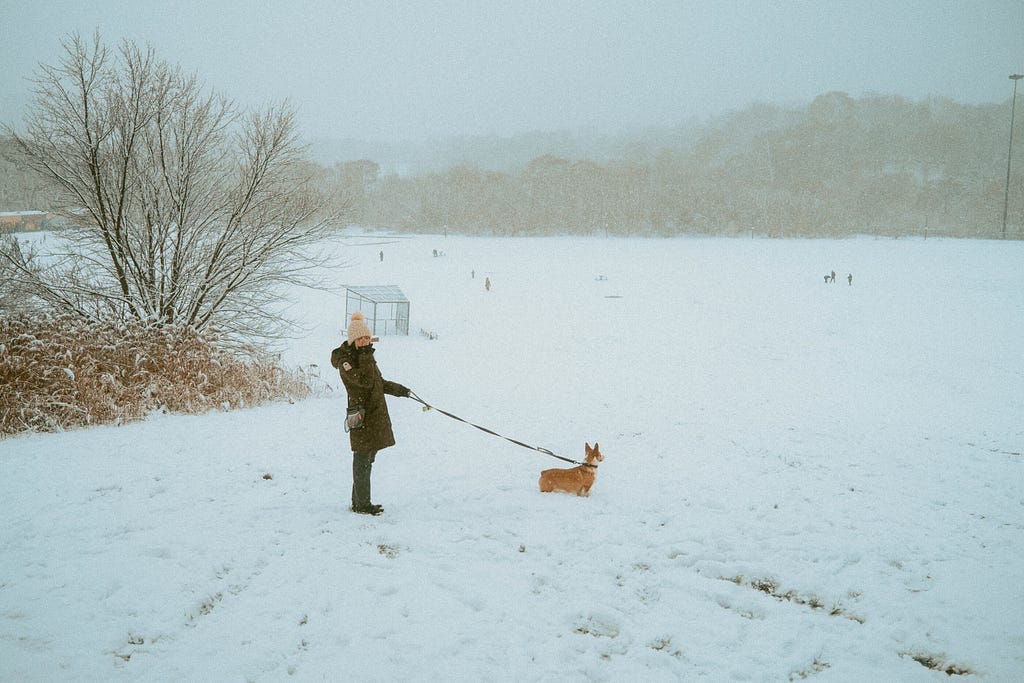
left=407, top=391, right=597, bottom=468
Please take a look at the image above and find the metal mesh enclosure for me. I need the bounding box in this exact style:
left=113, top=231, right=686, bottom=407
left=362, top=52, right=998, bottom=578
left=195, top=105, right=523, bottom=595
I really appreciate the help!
left=344, top=285, right=410, bottom=336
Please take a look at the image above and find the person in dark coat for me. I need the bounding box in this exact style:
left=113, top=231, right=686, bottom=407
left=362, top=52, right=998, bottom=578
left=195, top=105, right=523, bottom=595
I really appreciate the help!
left=330, top=312, right=412, bottom=515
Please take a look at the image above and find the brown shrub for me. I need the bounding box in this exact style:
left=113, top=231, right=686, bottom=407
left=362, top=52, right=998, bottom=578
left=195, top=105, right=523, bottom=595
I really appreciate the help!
left=0, top=313, right=311, bottom=437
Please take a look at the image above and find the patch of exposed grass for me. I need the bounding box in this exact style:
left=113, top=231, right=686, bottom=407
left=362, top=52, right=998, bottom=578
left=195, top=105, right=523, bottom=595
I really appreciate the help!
left=722, top=575, right=864, bottom=624
left=901, top=652, right=973, bottom=676
left=790, top=656, right=830, bottom=680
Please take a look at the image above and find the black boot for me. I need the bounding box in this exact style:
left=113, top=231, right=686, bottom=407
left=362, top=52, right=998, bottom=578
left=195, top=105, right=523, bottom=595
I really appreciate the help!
left=351, top=451, right=382, bottom=514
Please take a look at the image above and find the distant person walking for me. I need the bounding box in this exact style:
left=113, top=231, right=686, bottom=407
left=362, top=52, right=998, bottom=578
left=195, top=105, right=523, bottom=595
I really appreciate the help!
left=379, top=250, right=384, bottom=262
left=330, top=312, right=413, bottom=516
left=485, top=277, right=491, bottom=292
left=848, top=273, right=853, bottom=286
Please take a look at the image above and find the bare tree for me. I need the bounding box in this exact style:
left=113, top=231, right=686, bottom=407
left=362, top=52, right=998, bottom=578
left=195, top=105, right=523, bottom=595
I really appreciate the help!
left=1, top=32, right=344, bottom=341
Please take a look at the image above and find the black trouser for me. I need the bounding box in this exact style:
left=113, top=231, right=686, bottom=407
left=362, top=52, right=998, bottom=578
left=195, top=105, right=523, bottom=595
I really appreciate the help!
left=352, top=450, right=378, bottom=508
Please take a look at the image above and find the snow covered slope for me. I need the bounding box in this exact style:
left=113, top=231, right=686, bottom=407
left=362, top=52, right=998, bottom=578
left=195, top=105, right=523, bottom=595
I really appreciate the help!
left=2, top=234, right=1021, bottom=681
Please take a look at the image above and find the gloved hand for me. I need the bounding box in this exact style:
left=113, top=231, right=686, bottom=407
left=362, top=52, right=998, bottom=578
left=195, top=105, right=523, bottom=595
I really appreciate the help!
left=397, top=384, right=412, bottom=397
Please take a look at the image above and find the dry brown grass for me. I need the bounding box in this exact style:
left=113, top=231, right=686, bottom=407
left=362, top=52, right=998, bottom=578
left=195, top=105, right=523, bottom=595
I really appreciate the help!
left=1, top=313, right=312, bottom=437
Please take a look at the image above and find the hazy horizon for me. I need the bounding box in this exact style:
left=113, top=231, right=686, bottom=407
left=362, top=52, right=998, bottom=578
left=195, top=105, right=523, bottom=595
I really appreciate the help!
left=1, top=1, right=1022, bottom=144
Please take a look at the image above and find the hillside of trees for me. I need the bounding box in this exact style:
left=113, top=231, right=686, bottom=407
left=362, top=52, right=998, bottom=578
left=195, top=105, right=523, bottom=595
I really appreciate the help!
left=5, top=92, right=1023, bottom=239
left=0, top=136, right=56, bottom=210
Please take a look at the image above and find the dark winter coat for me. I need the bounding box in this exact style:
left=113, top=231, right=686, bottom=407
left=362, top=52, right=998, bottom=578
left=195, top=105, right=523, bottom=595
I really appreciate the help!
left=330, top=341, right=408, bottom=453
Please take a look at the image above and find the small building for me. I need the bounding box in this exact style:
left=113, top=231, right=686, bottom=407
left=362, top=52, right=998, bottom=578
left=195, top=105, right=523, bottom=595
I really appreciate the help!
left=0, top=211, right=55, bottom=233
left=344, top=285, right=410, bottom=336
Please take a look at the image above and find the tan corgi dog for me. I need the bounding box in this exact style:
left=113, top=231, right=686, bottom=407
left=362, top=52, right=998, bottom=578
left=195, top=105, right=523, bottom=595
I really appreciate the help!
left=538, top=443, right=603, bottom=497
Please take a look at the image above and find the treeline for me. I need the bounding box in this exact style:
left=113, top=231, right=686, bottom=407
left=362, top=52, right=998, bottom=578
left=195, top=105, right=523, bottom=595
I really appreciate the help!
left=322, top=92, right=1023, bottom=239
left=5, top=91, right=1023, bottom=238
left=0, top=136, right=56, bottom=209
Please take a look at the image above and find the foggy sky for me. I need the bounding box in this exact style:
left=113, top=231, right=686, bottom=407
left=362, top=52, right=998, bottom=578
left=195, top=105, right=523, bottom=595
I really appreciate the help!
left=1, top=0, right=1022, bottom=143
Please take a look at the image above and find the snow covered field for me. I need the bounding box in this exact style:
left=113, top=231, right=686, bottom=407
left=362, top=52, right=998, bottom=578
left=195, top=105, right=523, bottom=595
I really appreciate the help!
left=2, top=233, right=1022, bottom=681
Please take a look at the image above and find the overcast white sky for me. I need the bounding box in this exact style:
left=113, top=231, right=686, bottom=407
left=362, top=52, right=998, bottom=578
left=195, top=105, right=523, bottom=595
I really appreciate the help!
left=1, top=0, right=1022, bottom=142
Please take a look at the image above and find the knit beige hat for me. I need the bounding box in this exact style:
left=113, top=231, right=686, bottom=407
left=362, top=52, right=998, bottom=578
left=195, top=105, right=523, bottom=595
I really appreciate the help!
left=347, top=311, right=373, bottom=343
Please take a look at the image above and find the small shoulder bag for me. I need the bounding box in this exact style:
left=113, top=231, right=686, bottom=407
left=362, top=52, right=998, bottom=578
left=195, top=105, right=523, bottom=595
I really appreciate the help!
left=345, top=405, right=366, bottom=432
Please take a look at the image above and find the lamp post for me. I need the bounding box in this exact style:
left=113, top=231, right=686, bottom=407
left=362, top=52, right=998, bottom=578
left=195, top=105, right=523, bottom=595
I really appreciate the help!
left=1003, top=74, right=1023, bottom=239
